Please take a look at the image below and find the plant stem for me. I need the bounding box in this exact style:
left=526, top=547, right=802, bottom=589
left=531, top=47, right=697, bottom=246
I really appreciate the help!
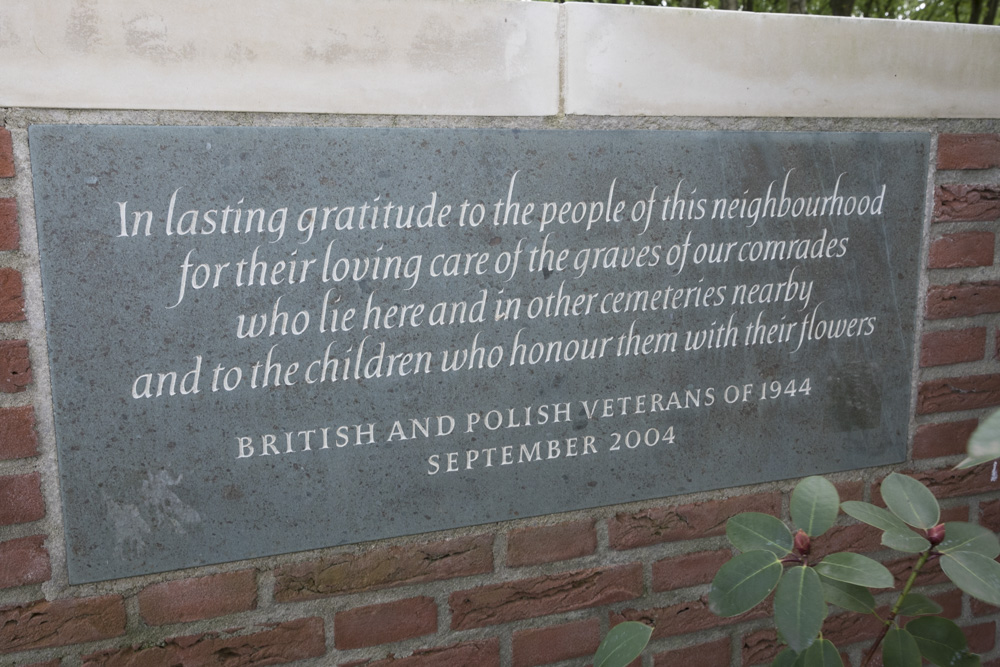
left=859, top=550, right=931, bottom=667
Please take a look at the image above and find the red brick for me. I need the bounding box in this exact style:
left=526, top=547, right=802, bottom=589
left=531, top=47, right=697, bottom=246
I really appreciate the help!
left=888, top=553, right=948, bottom=587
left=821, top=610, right=884, bottom=654
left=615, top=596, right=771, bottom=641
left=652, top=548, right=731, bottom=592
left=0, top=406, right=39, bottom=460
left=941, top=505, right=970, bottom=523
left=654, top=637, right=729, bottom=667
left=928, top=232, right=995, bottom=269
left=918, top=374, right=1000, bottom=414
left=0, top=596, right=125, bottom=653
left=939, top=134, right=1000, bottom=170
left=926, top=282, right=1000, bottom=320
left=274, top=534, right=492, bottom=602
left=835, top=480, right=865, bottom=502
left=982, top=498, right=1000, bottom=532
left=335, top=597, right=436, bottom=650
left=0, top=535, right=50, bottom=589
left=0, top=199, right=17, bottom=251
left=82, top=617, right=324, bottom=666
left=742, top=627, right=781, bottom=666
left=0, top=130, right=12, bottom=178
left=512, top=618, right=600, bottom=667
left=0, top=268, right=25, bottom=322
left=744, top=593, right=959, bottom=666
left=507, top=519, right=596, bottom=567
left=139, top=570, right=257, bottom=626
left=965, top=621, right=996, bottom=654
left=813, top=522, right=882, bottom=559
left=872, top=467, right=997, bottom=505
left=0, top=472, right=44, bottom=525
left=921, top=328, right=987, bottom=367
left=340, top=638, right=500, bottom=667
left=913, top=419, right=979, bottom=459
left=0, top=340, right=30, bottom=393
left=972, top=597, right=1000, bottom=616
left=609, top=492, right=781, bottom=550
left=450, top=563, right=642, bottom=630
left=935, top=184, right=1000, bottom=222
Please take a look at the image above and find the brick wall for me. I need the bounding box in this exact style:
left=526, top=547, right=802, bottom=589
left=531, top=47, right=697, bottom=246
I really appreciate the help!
left=0, top=127, right=998, bottom=667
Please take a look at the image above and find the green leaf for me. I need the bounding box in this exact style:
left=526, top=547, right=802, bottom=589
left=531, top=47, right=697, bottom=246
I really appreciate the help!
left=940, top=551, right=1000, bottom=606
left=882, top=627, right=921, bottom=667
left=774, top=566, right=826, bottom=653
left=938, top=522, right=1000, bottom=559
left=593, top=621, right=653, bottom=667
left=709, top=550, right=783, bottom=616
left=798, top=639, right=843, bottom=667
left=772, top=648, right=799, bottom=667
left=958, top=407, right=1000, bottom=469
left=791, top=477, right=840, bottom=537
left=819, top=575, right=876, bottom=613
left=895, top=592, right=943, bottom=617
left=881, top=528, right=931, bottom=553
left=814, top=552, right=893, bottom=589
left=727, top=512, right=794, bottom=556
left=880, top=473, right=940, bottom=530
left=841, top=501, right=909, bottom=533
left=907, top=616, right=979, bottom=667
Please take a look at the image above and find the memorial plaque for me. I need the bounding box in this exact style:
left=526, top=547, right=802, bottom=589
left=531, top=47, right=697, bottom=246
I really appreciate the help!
left=29, top=127, right=929, bottom=583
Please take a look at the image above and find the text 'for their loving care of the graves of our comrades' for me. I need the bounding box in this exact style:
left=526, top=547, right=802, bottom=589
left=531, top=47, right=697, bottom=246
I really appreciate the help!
left=28, top=127, right=928, bottom=582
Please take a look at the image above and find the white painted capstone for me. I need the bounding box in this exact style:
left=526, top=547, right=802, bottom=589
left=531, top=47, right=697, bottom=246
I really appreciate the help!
left=0, top=0, right=998, bottom=117
left=0, top=0, right=560, bottom=116
left=564, top=4, right=1000, bottom=118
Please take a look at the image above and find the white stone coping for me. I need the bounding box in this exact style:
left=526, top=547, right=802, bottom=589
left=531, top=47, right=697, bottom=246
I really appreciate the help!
left=565, top=4, right=1000, bottom=119
left=0, top=0, right=997, bottom=118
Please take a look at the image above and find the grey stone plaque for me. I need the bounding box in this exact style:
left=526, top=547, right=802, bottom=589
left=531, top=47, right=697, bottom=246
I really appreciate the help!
left=29, top=127, right=928, bottom=583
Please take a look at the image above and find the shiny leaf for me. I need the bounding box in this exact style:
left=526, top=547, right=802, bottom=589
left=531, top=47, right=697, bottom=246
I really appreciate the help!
left=958, top=408, right=1000, bottom=469
left=841, top=501, right=909, bottom=533
left=709, top=550, right=783, bottom=616
left=940, top=551, right=1000, bottom=606
left=819, top=575, right=876, bottom=613
left=881, top=473, right=940, bottom=530
left=798, top=639, right=843, bottom=667
left=882, top=528, right=931, bottom=553
left=907, top=616, right=979, bottom=667
left=727, top=512, right=794, bottom=556
left=938, top=522, right=1000, bottom=559
left=791, top=476, right=840, bottom=537
left=772, top=648, right=799, bottom=667
left=814, top=552, right=893, bottom=589
left=895, top=593, right=943, bottom=617
left=594, top=621, right=653, bottom=667
left=882, top=627, right=921, bottom=667
left=774, top=566, right=826, bottom=653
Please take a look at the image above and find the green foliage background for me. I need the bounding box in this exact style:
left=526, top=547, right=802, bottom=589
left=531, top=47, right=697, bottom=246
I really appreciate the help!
left=535, top=0, right=999, bottom=25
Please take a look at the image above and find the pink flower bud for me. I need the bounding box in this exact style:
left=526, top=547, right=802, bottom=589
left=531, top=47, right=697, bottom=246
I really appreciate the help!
left=927, top=523, right=945, bottom=547
left=794, top=529, right=811, bottom=556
